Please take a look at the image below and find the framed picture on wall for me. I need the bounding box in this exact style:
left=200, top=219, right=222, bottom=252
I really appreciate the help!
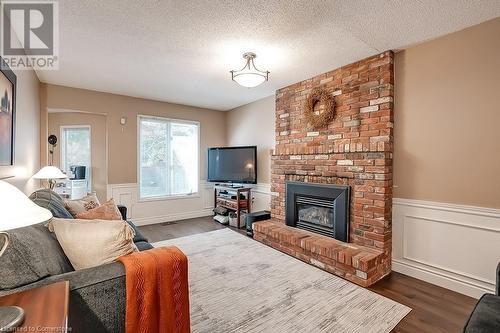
left=0, top=57, right=16, bottom=166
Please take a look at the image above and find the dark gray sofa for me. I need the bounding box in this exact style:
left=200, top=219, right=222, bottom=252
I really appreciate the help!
left=0, top=190, right=153, bottom=333
left=463, top=262, right=500, bottom=332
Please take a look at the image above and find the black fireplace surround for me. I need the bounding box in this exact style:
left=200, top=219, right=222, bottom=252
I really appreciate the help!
left=285, top=181, right=350, bottom=242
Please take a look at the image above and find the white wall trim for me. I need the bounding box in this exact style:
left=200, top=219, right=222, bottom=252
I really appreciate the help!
left=131, top=208, right=214, bottom=226
left=107, top=182, right=137, bottom=190
left=392, top=198, right=500, bottom=299
left=248, top=182, right=271, bottom=211
left=403, top=214, right=500, bottom=234
left=392, top=259, right=493, bottom=299
left=47, top=107, right=108, bottom=116
left=393, top=198, right=500, bottom=219
left=249, top=182, right=271, bottom=194
left=107, top=181, right=214, bottom=225
left=107, top=181, right=272, bottom=226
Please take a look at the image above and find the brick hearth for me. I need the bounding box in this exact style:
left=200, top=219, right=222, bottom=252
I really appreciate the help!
left=253, top=220, right=386, bottom=287
left=254, top=51, right=394, bottom=287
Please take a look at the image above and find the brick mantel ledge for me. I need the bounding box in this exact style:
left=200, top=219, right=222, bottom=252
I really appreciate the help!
left=253, top=220, right=390, bottom=287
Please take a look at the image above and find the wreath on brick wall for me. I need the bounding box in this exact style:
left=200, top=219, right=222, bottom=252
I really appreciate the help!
left=304, top=88, right=335, bottom=129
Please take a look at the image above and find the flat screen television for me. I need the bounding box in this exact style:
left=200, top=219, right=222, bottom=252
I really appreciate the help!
left=207, top=146, right=257, bottom=184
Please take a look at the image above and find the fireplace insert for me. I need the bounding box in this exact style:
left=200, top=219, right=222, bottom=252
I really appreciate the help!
left=285, top=181, right=349, bottom=242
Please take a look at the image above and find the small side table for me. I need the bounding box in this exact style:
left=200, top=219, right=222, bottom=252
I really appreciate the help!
left=0, top=281, right=69, bottom=332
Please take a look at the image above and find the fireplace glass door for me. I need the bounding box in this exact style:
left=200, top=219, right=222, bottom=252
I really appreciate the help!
left=295, top=196, right=335, bottom=237
left=286, top=181, right=349, bottom=242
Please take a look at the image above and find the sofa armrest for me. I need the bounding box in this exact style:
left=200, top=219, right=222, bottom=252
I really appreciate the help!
left=497, top=262, right=500, bottom=296
left=46, top=262, right=126, bottom=333
left=125, top=220, right=150, bottom=245
left=117, top=205, right=127, bottom=220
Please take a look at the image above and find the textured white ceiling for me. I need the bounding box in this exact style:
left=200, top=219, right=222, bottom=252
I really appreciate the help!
left=36, top=0, right=500, bottom=110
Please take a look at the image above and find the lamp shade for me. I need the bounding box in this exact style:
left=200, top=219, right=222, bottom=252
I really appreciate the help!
left=32, top=166, right=67, bottom=180
left=0, top=181, right=52, bottom=231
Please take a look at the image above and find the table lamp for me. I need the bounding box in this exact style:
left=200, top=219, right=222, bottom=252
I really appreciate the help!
left=32, top=166, right=67, bottom=189
left=0, top=180, right=53, bottom=331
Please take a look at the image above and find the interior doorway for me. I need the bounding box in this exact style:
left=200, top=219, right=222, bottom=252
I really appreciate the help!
left=47, top=111, right=108, bottom=201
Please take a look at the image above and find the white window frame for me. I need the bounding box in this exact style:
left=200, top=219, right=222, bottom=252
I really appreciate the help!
left=60, top=125, right=92, bottom=192
left=137, top=115, right=200, bottom=202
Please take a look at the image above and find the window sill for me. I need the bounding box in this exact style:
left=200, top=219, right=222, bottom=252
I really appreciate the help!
left=138, top=193, right=200, bottom=203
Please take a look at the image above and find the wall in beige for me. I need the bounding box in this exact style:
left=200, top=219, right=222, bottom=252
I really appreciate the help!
left=225, top=95, right=275, bottom=212
left=394, top=17, right=500, bottom=209
left=41, top=84, right=226, bottom=223
left=226, top=95, right=275, bottom=184
left=0, top=67, right=40, bottom=194
left=42, top=84, right=227, bottom=184
left=392, top=17, right=500, bottom=298
left=48, top=112, right=107, bottom=201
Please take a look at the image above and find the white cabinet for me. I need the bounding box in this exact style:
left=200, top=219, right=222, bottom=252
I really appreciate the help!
left=54, top=180, right=88, bottom=200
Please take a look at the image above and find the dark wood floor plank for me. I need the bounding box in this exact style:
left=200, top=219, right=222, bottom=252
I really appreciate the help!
left=138, top=216, right=478, bottom=333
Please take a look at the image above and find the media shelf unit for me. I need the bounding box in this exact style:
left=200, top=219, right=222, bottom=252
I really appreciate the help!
left=214, top=185, right=251, bottom=228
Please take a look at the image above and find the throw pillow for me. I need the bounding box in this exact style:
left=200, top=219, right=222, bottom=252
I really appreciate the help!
left=29, top=189, right=74, bottom=219
left=47, top=218, right=137, bottom=270
left=75, top=198, right=122, bottom=220
left=64, top=193, right=100, bottom=217
left=0, top=223, right=74, bottom=290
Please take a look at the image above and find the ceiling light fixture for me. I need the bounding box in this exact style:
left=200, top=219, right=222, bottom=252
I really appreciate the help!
left=230, top=52, right=269, bottom=88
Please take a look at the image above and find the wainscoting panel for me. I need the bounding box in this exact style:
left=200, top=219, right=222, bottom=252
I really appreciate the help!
left=393, top=198, right=500, bottom=298
left=202, top=182, right=214, bottom=209
left=107, top=183, right=136, bottom=218
left=107, top=182, right=272, bottom=226
left=250, top=183, right=271, bottom=212
left=107, top=181, right=214, bottom=225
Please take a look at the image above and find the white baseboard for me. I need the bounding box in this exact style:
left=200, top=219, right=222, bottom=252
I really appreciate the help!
left=131, top=208, right=214, bottom=226
left=107, top=181, right=214, bottom=223
left=392, top=198, right=500, bottom=299
left=107, top=181, right=272, bottom=226
left=392, top=259, right=493, bottom=299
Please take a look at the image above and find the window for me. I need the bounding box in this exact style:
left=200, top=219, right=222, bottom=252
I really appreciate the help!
left=61, top=126, right=91, bottom=191
left=138, top=116, right=199, bottom=199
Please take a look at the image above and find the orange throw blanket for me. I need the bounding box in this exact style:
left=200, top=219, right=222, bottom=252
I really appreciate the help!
left=118, top=246, right=191, bottom=333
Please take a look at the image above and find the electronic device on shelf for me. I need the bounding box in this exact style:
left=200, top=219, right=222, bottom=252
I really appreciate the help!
left=219, top=193, right=233, bottom=199
left=69, top=165, right=86, bottom=180
left=207, top=146, right=257, bottom=184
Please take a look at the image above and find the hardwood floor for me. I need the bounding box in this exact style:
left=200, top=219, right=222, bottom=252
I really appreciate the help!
left=137, top=216, right=245, bottom=243
left=138, top=217, right=478, bottom=333
left=369, top=271, right=476, bottom=333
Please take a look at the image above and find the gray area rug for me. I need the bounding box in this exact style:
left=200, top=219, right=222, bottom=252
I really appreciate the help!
left=154, top=229, right=410, bottom=333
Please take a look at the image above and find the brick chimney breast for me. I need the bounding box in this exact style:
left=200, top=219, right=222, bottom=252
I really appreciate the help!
left=262, top=51, right=394, bottom=286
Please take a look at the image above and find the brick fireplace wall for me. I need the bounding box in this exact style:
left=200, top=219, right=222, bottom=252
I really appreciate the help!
left=256, top=51, right=394, bottom=286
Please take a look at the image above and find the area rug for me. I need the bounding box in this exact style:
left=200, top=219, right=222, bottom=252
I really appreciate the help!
left=154, top=229, right=411, bottom=333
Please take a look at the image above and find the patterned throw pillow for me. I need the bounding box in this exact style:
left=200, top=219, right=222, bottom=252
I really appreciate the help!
left=83, top=200, right=99, bottom=211
left=64, top=193, right=100, bottom=217
left=75, top=198, right=123, bottom=220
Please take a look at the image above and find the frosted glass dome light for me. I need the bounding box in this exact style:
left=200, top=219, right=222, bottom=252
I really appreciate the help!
left=230, top=52, right=269, bottom=88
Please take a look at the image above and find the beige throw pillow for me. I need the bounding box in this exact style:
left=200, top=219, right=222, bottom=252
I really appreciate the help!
left=47, top=218, right=137, bottom=270
left=64, top=193, right=100, bottom=217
